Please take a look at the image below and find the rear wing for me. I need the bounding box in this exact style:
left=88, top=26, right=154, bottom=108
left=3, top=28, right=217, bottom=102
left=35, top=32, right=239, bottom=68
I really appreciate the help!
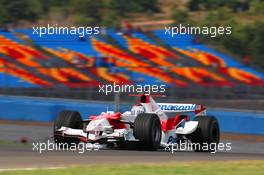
left=139, top=94, right=206, bottom=117
left=158, top=103, right=206, bottom=116
left=158, top=103, right=196, bottom=113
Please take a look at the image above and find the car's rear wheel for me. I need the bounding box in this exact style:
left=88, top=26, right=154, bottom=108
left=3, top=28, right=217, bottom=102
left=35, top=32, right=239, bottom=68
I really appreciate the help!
left=54, top=110, right=83, bottom=146
left=188, top=116, right=220, bottom=152
left=133, top=113, right=161, bottom=150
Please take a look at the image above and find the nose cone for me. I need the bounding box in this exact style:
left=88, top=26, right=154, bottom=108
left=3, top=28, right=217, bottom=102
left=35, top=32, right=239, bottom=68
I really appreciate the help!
left=86, top=118, right=109, bottom=131
left=87, top=120, right=101, bottom=131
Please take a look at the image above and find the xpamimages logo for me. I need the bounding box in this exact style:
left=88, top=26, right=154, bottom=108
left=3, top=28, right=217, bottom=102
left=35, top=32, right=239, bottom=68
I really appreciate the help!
left=32, top=24, right=100, bottom=37
left=165, top=24, right=232, bottom=38
left=98, top=82, right=166, bottom=95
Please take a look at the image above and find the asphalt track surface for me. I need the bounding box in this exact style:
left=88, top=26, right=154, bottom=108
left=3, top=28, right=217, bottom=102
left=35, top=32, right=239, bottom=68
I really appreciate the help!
left=0, top=122, right=263, bottom=170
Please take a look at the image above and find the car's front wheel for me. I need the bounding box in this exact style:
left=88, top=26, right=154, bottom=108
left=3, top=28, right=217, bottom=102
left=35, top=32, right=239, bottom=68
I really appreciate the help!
left=133, top=113, right=161, bottom=150
left=54, top=110, right=83, bottom=146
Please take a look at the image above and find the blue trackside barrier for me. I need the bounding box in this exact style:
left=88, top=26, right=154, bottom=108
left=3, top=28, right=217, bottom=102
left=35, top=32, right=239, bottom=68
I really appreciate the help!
left=207, top=109, right=264, bottom=135
left=0, top=96, right=263, bottom=135
left=0, top=96, right=130, bottom=122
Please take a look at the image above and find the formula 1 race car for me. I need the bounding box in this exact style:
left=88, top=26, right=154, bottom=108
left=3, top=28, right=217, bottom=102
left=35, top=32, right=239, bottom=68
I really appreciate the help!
left=54, top=94, right=220, bottom=151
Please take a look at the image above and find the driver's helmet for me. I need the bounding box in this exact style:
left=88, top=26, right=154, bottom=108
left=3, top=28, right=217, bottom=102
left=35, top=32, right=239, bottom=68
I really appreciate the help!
left=131, top=104, right=145, bottom=116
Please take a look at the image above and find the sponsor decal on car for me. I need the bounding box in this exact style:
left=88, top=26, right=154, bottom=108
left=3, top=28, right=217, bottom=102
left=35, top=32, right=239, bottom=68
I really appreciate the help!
left=159, top=104, right=196, bottom=111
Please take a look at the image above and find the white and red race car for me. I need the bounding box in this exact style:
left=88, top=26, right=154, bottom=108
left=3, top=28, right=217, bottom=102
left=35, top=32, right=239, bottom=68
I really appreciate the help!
left=54, top=94, right=220, bottom=151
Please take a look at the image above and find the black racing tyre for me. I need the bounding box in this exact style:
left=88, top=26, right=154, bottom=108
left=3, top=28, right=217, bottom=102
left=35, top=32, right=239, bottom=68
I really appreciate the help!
left=189, top=116, right=220, bottom=152
left=133, top=113, right=161, bottom=150
left=54, top=110, right=83, bottom=146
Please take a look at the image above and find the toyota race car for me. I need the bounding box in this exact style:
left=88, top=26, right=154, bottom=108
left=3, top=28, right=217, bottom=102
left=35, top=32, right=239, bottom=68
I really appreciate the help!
left=54, top=94, right=220, bottom=151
